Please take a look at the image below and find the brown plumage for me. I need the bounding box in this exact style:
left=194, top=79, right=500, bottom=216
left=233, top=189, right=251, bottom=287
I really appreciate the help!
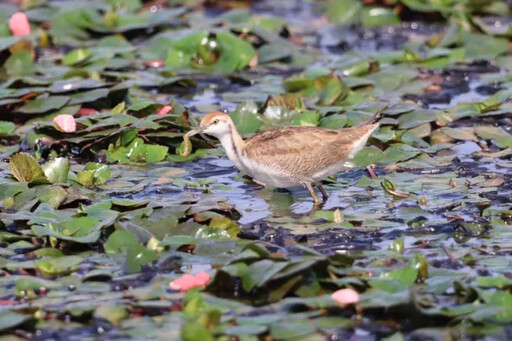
left=244, top=125, right=377, bottom=182
left=185, top=111, right=381, bottom=205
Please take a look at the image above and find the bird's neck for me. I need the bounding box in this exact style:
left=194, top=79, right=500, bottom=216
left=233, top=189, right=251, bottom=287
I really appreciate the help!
left=218, top=124, right=246, bottom=170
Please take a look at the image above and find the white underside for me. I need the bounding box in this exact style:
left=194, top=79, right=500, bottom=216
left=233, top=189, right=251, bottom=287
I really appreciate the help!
left=221, top=124, right=379, bottom=188
left=239, top=156, right=299, bottom=187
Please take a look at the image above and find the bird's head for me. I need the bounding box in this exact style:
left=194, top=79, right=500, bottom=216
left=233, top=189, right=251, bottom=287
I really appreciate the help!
left=185, top=112, right=233, bottom=139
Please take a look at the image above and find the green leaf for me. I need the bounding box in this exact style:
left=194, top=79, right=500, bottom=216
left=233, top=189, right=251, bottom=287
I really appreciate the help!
left=0, top=121, right=15, bottom=135
left=208, top=217, right=241, bottom=238
left=241, top=260, right=288, bottom=291
left=5, top=50, right=34, bottom=77
left=37, top=186, right=67, bottom=209
left=389, top=266, right=417, bottom=286
left=352, top=147, right=384, bottom=167
left=0, top=310, right=30, bottom=332
left=35, top=256, right=83, bottom=276
left=76, top=170, right=95, bottom=187
left=9, top=152, right=47, bottom=183
left=105, top=138, right=168, bottom=164
left=270, top=322, right=316, bottom=339
left=138, top=144, right=168, bottom=163
left=94, top=303, right=128, bottom=325
left=104, top=230, right=139, bottom=254
left=318, top=76, right=348, bottom=106
left=31, top=211, right=111, bottom=244
left=165, top=31, right=255, bottom=72
left=42, top=157, right=70, bottom=184
left=123, top=246, right=157, bottom=274
left=319, top=114, right=347, bottom=129
left=225, top=325, right=268, bottom=336
left=379, top=145, right=420, bottom=164
left=476, top=276, right=512, bottom=289
left=63, top=48, right=92, bottom=66
left=18, top=96, right=70, bottom=114
left=77, top=162, right=111, bottom=187
left=292, top=111, right=320, bottom=126
left=231, top=102, right=261, bottom=136
left=327, top=0, right=363, bottom=25
left=361, top=7, right=400, bottom=27
left=460, top=31, right=509, bottom=60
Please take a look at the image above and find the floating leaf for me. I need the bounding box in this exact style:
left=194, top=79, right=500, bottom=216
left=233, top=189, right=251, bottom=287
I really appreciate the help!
left=42, top=157, right=70, bottom=184
left=18, top=96, right=69, bottom=114
left=5, top=50, right=34, bottom=77
left=231, top=102, right=261, bottom=136
left=77, top=162, right=111, bottom=187
left=94, top=304, right=128, bottom=325
left=35, top=256, right=83, bottom=276
left=0, top=310, right=30, bottom=332
left=352, top=147, right=384, bottom=167
left=0, top=121, right=15, bottom=135
left=9, top=152, right=46, bottom=183
left=63, top=48, right=92, bottom=66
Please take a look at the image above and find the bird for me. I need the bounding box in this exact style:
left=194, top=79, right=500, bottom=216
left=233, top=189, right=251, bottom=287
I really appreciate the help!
left=185, top=111, right=382, bottom=206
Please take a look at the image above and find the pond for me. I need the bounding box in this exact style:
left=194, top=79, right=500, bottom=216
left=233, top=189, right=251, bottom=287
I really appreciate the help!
left=1, top=0, right=512, bottom=340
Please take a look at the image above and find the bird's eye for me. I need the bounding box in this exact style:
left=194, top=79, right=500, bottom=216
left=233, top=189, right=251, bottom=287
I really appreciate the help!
left=213, top=119, right=219, bottom=125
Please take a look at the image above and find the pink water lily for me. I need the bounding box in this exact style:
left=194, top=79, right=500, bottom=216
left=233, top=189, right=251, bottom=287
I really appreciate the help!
left=156, top=105, right=173, bottom=115
left=9, top=12, right=31, bottom=36
left=331, top=288, right=359, bottom=305
left=169, top=271, right=210, bottom=291
left=53, top=114, right=76, bottom=133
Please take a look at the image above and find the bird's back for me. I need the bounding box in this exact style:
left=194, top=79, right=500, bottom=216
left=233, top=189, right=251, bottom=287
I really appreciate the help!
left=241, top=124, right=377, bottom=182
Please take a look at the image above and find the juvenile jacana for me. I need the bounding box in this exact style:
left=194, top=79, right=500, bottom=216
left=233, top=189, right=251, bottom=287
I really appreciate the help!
left=185, top=111, right=381, bottom=205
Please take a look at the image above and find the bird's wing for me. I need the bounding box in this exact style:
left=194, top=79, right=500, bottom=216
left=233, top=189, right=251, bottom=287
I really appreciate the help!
left=242, top=126, right=375, bottom=180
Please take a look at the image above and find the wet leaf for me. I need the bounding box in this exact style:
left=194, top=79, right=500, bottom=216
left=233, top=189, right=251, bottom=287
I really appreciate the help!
left=231, top=102, right=261, bottom=136
left=42, top=157, right=70, bottom=184
left=208, top=217, right=241, bottom=238
left=106, top=138, right=168, bottom=164
left=361, top=8, right=400, bottom=27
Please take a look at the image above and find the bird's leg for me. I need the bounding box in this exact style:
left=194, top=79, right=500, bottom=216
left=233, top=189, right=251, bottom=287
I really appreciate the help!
left=316, top=183, right=329, bottom=202
left=305, top=183, right=322, bottom=206
left=366, top=165, right=377, bottom=179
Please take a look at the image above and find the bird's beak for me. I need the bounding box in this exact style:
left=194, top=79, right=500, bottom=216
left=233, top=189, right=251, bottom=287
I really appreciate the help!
left=184, top=125, right=206, bottom=138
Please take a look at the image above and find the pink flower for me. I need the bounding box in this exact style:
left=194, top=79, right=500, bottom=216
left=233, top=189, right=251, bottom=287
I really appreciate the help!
left=331, top=288, right=359, bottom=305
left=156, top=105, right=173, bottom=115
left=9, top=12, right=31, bottom=36
left=53, top=114, right=76, bottom=133
left=169, top=272, right=210, bottom=291
left=76, top=107, right=98, bottom=117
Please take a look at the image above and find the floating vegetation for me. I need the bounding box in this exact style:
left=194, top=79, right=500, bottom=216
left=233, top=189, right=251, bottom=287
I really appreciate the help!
left=0, top=0, right=512, bottom=339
